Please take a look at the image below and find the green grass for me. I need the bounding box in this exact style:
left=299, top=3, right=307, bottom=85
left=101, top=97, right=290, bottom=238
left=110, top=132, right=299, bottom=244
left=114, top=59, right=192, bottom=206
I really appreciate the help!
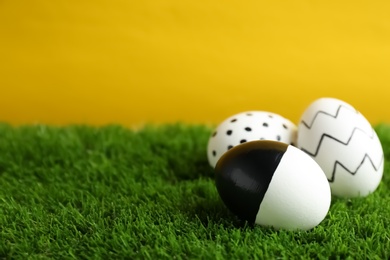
left=0, top=123, right=389, bottom=259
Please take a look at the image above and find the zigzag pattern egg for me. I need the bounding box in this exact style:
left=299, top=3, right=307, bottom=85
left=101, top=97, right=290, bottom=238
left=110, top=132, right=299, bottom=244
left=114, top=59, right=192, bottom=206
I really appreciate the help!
left=297, top=97, right=384, bottom=198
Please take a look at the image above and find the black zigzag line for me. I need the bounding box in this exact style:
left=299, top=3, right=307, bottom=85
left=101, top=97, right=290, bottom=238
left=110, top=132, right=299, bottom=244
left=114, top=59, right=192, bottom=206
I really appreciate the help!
left=301, top=104, right=358, bottom=129
left=300, top=127, right=382, bottom=182
left=300, top=103, right=383, bottom=182
left=328, top=153, right=384, bottom=183
left=300, top=126, right=375, bottom=157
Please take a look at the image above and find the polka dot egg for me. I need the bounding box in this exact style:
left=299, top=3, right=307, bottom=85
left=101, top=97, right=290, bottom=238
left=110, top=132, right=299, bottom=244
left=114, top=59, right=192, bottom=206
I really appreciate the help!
left=207, top=111, right=298, bottom=168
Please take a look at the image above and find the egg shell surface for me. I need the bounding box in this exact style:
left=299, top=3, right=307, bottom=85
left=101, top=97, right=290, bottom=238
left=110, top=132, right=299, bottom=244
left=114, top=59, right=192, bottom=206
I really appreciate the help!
left=297, top=97, right=384, bottom=198
left=215, top=140, right=331, bottom=231
left=207, top=111, right=297, bottom=168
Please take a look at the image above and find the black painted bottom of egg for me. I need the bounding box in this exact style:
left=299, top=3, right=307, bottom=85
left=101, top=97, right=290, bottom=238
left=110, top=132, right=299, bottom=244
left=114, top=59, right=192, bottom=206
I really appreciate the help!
left=214, top=140, right=331, bottom=230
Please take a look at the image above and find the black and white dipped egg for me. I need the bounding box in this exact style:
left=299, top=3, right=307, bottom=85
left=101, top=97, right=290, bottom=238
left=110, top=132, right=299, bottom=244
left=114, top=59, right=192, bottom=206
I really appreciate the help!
left=215, top=140, right=331, bottom=231
left=207, top=111, right=297, bottom=168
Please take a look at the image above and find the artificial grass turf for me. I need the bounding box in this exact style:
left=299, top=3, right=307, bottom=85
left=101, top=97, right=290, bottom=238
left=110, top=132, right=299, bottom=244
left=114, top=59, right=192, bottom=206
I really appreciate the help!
left=0, top=123, right=389, bottom=259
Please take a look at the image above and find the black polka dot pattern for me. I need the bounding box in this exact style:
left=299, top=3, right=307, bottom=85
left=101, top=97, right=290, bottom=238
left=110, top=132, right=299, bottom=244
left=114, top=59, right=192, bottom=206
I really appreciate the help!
left=208, top=111, right=297, bottom=168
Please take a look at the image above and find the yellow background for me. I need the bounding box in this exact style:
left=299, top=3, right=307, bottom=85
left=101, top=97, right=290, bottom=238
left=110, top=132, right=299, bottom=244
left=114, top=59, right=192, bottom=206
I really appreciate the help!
left=1, top=1, right=390, bottom=126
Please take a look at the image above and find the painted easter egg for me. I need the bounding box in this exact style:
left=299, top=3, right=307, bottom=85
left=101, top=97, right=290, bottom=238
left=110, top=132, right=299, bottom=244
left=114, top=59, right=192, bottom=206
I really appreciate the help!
left=215, top=140, right=331, bottom=230
left=207, top=111, right=297, bottom=168
left=297, top=97, right=384, bottom=198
